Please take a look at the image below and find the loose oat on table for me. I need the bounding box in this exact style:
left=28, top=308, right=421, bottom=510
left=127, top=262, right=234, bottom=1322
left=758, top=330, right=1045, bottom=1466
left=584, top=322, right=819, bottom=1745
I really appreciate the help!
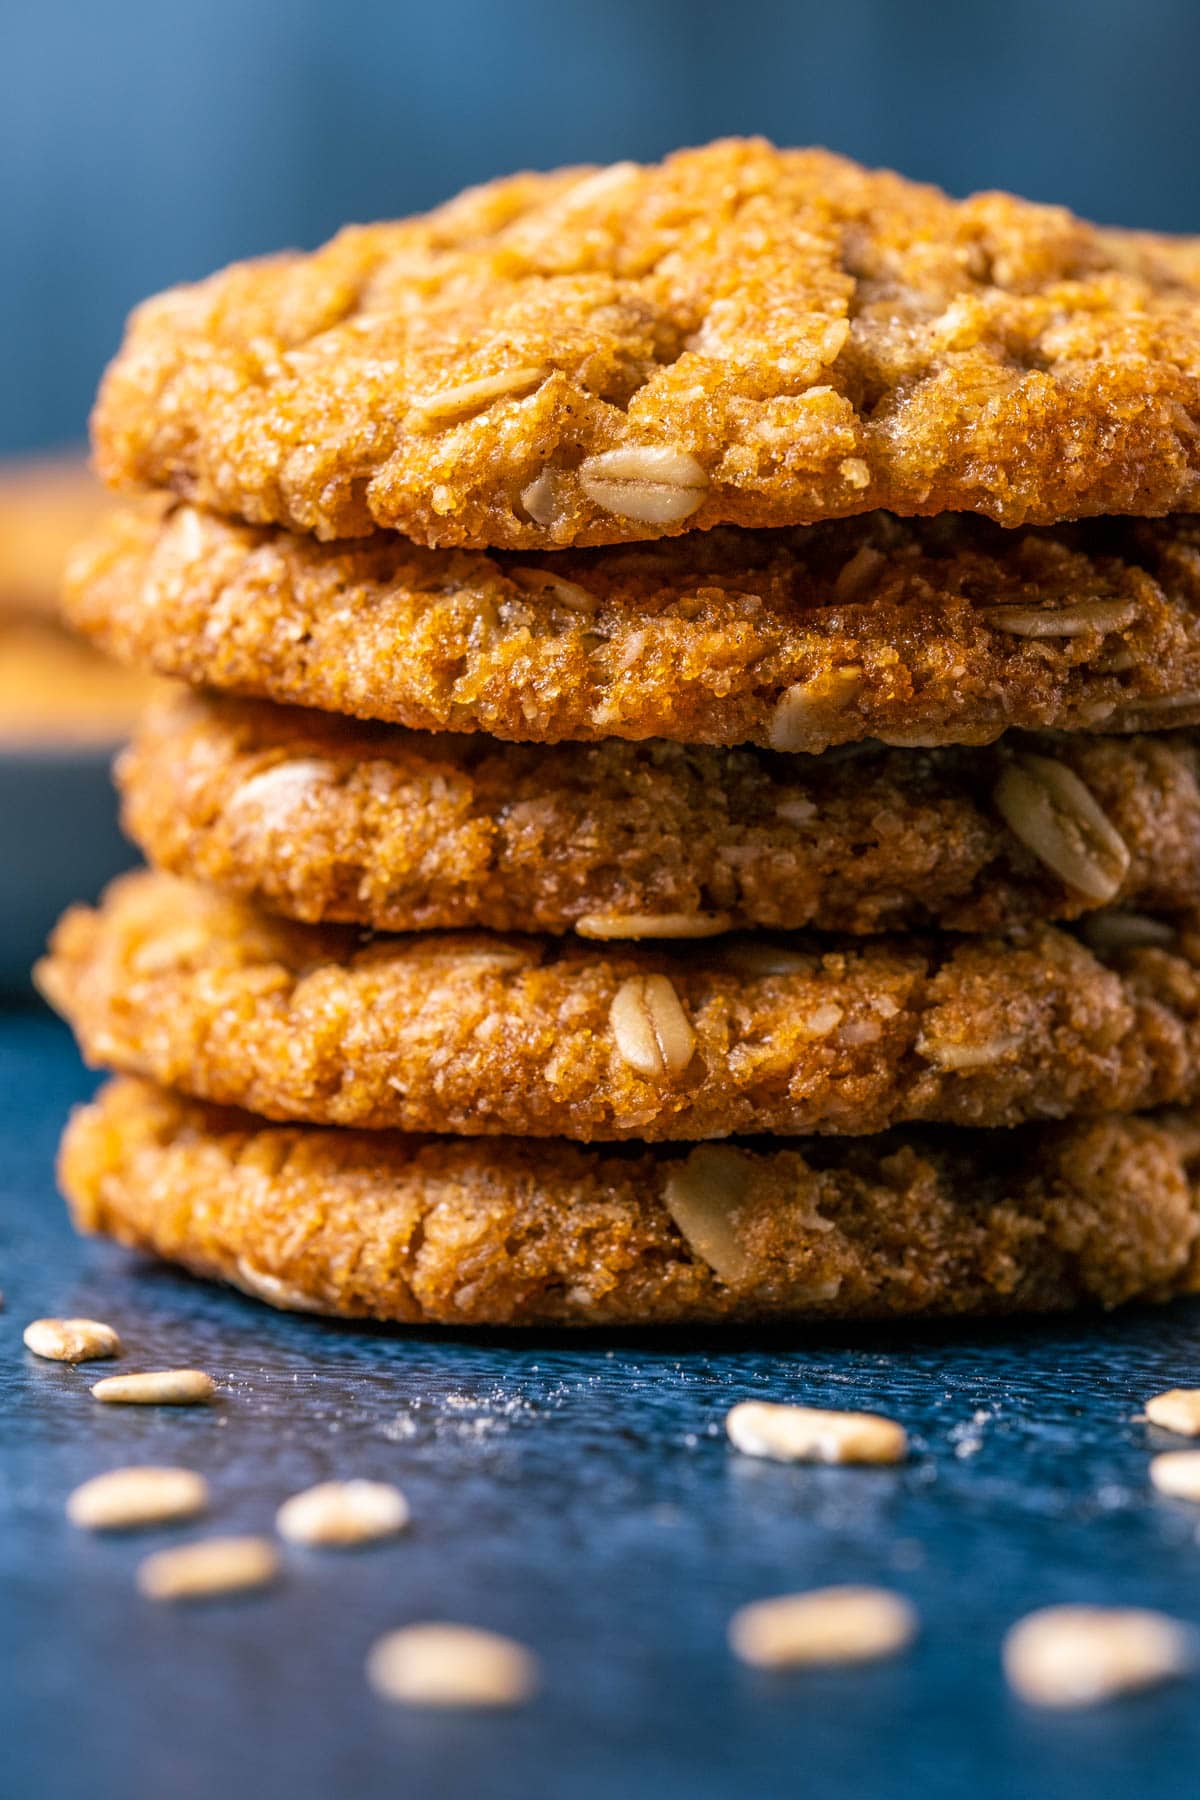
left=66, top=1466, right=210, bottom=1531
left=1149, top=1450, right=1200, bottom=1500
left=366, top=1624, right=539, bottom=1708
left=68, top=503, right=1200, bottom=752
left=56, top=1078, right=1200, bottom=1328
left=92, top=140, right=1200, bottom=547
left=1145, top=1388, right=1200, bottom=1436
left=118, top=694, right=1200, bottom=939
left=137, top=1536, right=279, bottom=1601
left=91, top=1369, right=215, bottom=1405
left=23, top=1317, right=121, bottom=1362
left=38, top=869, right=1200, bottom=1141
left=725, top=1400, right=908, bottom=1465
left=1003, top=1605, right=1195, bottom=1706
left=276, top=1480, right=410, bottom=1547
left=728, top=1586, right=917, bottom=1669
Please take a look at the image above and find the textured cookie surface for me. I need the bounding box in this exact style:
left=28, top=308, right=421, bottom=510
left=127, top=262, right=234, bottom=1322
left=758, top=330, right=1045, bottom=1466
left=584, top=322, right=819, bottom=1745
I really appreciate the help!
left=60, top=1079, right=1200, bottom=1326
left=38, top=871, right=1200, bottom=1141
left=120, top=693, right=1200, bottom=938
left=66, top=504, right=1200, bottom=752
left=92, top=141, right=1200, bottom=548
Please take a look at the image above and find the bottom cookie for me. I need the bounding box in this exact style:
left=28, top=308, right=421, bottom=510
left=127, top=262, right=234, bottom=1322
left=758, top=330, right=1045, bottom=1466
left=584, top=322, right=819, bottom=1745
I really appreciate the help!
left=60, top=1080, right=1200, bottom=1327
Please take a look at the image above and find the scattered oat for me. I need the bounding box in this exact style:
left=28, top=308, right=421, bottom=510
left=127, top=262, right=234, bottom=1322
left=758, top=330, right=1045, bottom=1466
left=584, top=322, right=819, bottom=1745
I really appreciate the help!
left=994, top=753, right=1130, bottom=902
left=726, top=1400, right=908, bottom=1465
left=23, top=1317, right=121, bottom=1363
left=1150, top=1451, right=1200, bottom=1501
left=729, top=1586, right=917, bottom=1669
left=276, top=1479, right=410, bottom=1547
left=366, top=1623, right=539, bottom=1708
left=609, top=973, right=696, bottom=1078
left=138, top=1536, right=280, bottom=1601
left=67, top=1466, right=210, bottom=1531
left=1145, top=1389, right=1200, bottom=1437
left=91, top=1369, right=215, bottom=1405
left=578, top=447, right=708, bottom=525
left=1003, top=1605, right=1194, bottom=1707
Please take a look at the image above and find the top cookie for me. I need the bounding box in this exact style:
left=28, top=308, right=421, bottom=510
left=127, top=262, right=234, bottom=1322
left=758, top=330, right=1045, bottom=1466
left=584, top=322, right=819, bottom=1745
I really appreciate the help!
left=93, top=140, right=1200, bottom=549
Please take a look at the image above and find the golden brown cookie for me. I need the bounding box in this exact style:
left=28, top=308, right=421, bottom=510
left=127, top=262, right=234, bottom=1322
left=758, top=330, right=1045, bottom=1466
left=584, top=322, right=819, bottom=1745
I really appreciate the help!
left=0, top=618, right=170, bottom=744
left=0, top=454, right=112, bottom=619
left=65, top=504, right=1200, bottom=752
left=92, top=141, right=1200, bottom=548
left=0, top=457, right=168, bottom=739
left=37, top=870, right=1200, bottom=1141
left=60, top=1079, right=1200, bottom=1326
left=119, top=693, right=1200, bottom=938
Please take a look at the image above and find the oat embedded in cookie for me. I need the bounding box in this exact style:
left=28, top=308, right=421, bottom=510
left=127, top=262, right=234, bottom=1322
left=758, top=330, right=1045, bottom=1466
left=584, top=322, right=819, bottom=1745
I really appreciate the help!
left=118, top=694, right=1200, bottom=938
left=36, top=869, right=1200, bottom=1141
left=58, top=1079, right=1200, bottom=1327
left=65, top=503, right=1200, bottom=753
left=92, top=141, right=1200, bottom=547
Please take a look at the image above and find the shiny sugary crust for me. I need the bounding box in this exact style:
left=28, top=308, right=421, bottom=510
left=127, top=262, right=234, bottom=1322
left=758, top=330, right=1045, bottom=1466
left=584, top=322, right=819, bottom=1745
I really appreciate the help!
left=91, top=140, right=1200, bottom=548
left=120, top=693, right=1200, bottom=937
left=64, top=504, right=1200, bottom=752
left=37, top=871, right=1200, bottom=1142
left=60, top=1079, right=1200, bottom=1326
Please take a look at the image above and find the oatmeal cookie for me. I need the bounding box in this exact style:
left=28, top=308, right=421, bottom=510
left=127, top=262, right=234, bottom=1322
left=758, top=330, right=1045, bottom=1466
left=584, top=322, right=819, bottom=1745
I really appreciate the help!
left=119, top=693, right=1200, bottom=937
left=65, top=504, right=1200, bottom=752
left=92, top=142, right=1200, bottom=548
left=37, top=871, right=1200, bottom=1141
left=60, top=1079, right=1200, bottom=1326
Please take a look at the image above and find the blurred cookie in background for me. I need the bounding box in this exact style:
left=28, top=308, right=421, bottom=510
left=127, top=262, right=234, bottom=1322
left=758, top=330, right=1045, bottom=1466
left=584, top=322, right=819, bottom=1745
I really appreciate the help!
left=0, top=454, right=165, bottom=742
left=0, top=454, right=166, bottom=988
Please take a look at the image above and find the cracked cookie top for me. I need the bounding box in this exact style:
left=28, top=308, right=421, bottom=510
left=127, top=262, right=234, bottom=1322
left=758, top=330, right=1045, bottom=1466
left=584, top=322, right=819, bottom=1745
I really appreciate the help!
left=93, top=140, right=1200, bottom=548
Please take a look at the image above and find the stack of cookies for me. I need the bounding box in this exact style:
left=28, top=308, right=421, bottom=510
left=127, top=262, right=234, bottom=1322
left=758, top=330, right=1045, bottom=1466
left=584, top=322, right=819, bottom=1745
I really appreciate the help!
left=39, top=140, right=1200, bottom=1327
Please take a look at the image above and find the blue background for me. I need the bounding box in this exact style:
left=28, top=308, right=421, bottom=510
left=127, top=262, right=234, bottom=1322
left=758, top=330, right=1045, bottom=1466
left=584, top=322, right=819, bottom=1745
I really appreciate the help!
left=3, top=0, right=1199, bottom=454
left=10, top=10, right=1200, bottom=1795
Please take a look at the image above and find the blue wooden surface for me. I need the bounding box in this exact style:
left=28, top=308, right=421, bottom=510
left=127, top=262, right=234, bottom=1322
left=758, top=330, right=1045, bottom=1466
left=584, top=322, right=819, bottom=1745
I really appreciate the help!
left=6, top=1006, right=1200, bottom=1800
